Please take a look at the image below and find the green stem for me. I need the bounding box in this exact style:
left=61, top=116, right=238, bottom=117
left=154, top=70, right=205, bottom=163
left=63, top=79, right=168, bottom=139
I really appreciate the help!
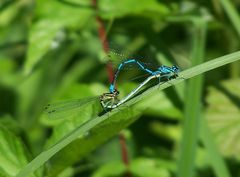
left=200, top=116, right=231, bottom=177
left=177, top=20, right=207, bottom=177
left=219, top=0, right=240, bottom=77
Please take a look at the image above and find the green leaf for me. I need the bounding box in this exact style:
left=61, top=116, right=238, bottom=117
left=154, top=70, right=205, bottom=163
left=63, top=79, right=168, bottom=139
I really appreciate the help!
left=220, top=0, right=240, bottom=37
left=0, top=127, right=38, bottom=177
left=45, top=106, right=141, bottom=177
left=24, top=0, right=93, bottom=75
left=44, top=97, right=101, bottom=146
left=57, top=167, right=74, bottom=177
left=130, top=158, right=171, bottom=177
left=16, top=50, right=240, bottom=177
left=99, top=0, right=169, bottom=19
left=18, top=42, right=77, bottom=128
left=0, top=115, right=21, bottom=135
left=0, top=0, right=21, bottom=26
left=200, top=116, right=231, bottom=177
left=91, top=161, right=126, bottom=177
left=24, top=21, right=64, bottom=75
left=41, top=83, right=138, bottom=176
left=0, top=58, right=16, bottom=75
left=206, top=79, right=240, bottom=159
left=137, top=91, right=182, bottom=119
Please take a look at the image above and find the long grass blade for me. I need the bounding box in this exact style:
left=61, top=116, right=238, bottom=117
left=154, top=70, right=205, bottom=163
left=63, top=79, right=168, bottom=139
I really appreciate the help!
left=200, top=116, right=231, bottom=177
left=177, top=20, right=207, bottom=177
left=16, top=50, right=240, bottom=177
left=219, top=0, right=240, bottom=78
left=219, top=0, right=240, bottom=37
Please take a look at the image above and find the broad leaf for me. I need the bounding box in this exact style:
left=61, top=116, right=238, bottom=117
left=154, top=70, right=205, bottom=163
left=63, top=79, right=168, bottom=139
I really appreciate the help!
left=206, top=79, right=240, bottom=159
left=99, top=0, right=169, bottom=19
left=24, top=0, right=93, bottom=74
left=0, top=127, right=38, bottom=177
left=130, top=158, right=171, bottom=177
left=91, top=161, right=126, bottom=177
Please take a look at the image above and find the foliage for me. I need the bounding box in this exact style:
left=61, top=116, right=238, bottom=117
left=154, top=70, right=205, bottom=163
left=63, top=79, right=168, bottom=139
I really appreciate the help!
left=0, top=0, right=240, bottom=177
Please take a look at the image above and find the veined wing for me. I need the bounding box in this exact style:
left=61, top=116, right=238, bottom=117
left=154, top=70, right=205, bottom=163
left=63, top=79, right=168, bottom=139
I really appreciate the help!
left=44, top=96, right=100, bottom=120
left=105, top=49, right=155, bottom=70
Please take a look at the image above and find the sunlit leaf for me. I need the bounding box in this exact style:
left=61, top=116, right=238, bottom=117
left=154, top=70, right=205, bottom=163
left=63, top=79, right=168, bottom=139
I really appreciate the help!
left=206, top=79, right=240, bottom=160
left=91, top=161, right=126, bottom=177
left=24, top=0, right=93, bottom=74
left=0, top=127, right=38, bottom=177
left=99, top=0, right=169, bottom=19
left=130, top=158, right=171, bottom=177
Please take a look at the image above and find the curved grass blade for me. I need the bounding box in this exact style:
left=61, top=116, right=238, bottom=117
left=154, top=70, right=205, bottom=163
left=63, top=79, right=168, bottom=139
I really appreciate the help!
left=44, top=96, right=100, bottom=120
left=16, top=50, right=240, bottom=177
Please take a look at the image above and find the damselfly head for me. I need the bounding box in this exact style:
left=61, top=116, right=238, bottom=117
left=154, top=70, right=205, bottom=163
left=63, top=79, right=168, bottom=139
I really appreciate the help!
left=172, top=65, right=180, bottom=73
left=113, top=89, right=119, bottom=96
left=99, top=90, right=120, bottom=111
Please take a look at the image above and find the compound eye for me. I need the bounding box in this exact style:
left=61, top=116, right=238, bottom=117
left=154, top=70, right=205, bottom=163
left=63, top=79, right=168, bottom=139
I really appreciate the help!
left=114, top=89, right=120, bottom=95
left=172, top=65, right=179, bottom=72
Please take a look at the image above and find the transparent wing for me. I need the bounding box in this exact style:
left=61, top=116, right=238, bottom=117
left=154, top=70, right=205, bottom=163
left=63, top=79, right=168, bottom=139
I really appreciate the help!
left=104, top=49, right=156, bottom=71
left=44, top=96, right=100, bottom=120
left=129, top=73, right=152, bottom=82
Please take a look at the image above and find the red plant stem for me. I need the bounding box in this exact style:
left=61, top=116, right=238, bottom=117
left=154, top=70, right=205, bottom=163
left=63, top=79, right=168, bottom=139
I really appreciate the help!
left=96, top=14, right=114, bottom=82
left=92, top=1, right=130, bottom=176
left=92, top=0, right=114, bottom=83
left=119, top=133, right=129, bottom=164
left=119, top=133, right=131, bottom=177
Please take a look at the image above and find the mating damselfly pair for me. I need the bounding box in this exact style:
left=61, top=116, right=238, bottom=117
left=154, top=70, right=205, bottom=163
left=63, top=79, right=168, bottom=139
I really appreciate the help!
left=44, top=56, right=180, bottom=118
left=100, top=59, right=180, bottom=110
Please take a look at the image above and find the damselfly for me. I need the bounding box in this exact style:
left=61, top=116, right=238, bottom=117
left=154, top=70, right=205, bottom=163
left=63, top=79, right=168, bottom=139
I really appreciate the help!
left=108, top=58, right=180, bottom=94
left=101, top=64, right=180, bottom=109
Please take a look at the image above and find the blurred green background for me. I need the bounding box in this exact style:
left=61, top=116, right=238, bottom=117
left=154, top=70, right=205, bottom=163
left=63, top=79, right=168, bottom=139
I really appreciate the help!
left=1, top=0, right=240, bottom=177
